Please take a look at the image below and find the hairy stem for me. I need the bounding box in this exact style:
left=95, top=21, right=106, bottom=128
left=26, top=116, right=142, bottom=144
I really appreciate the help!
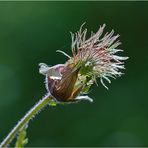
left=0, top=94, right=53, bottom=147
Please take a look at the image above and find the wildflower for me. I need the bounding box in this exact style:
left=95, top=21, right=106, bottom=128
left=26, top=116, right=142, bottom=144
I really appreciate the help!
left=39, top=23, right=128, bottom=103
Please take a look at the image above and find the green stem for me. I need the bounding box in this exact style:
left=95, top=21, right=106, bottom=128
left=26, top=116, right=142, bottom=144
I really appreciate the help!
left=0, top=94, right=52, bottom=147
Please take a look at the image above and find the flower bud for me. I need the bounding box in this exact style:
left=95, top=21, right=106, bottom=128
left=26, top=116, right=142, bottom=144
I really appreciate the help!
left=39, top=23, right=128, bottom=103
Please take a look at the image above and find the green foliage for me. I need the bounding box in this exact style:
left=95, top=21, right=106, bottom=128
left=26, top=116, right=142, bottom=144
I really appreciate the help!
left=15, top=128, right=28, bottom=148
left=48, top=100, right=57, bottom=106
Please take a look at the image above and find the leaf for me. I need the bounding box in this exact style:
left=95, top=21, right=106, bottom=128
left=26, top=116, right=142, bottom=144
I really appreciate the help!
left=48, top=100, right=57, bottom=106
left=15, top=127, right=28, bottom=148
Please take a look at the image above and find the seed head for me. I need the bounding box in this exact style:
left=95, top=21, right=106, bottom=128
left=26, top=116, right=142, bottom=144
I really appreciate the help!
left=39, top=23, right=128, bottom=103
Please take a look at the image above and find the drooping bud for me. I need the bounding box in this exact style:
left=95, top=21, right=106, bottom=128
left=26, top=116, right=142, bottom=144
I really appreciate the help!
left=39, top=23, right=128, bottom=103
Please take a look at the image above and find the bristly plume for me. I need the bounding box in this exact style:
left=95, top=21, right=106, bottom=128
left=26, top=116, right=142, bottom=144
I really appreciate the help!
left=69, top=23, right=128, bottom=89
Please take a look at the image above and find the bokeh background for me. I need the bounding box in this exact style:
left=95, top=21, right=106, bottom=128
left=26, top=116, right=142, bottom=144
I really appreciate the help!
left=0, top=1, right=148, bottom=147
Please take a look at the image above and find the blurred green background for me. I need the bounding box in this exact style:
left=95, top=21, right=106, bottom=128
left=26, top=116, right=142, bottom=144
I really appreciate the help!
left=0, top=1, right=148, bottom=147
